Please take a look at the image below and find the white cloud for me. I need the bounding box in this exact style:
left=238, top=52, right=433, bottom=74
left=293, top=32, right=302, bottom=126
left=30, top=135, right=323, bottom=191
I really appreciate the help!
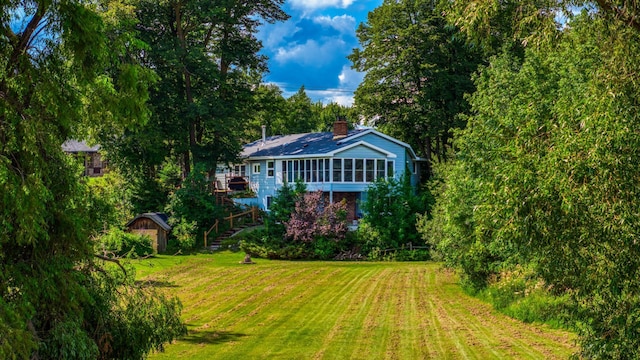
left=274, top=38, right=347, bottom=66
left=338, top=65, right=364, bottom=88
left=312, top=14, right=356, bottom=34
left=289, top=0, right=356, bottom=12
left=260, top=22, right=301, bottom=49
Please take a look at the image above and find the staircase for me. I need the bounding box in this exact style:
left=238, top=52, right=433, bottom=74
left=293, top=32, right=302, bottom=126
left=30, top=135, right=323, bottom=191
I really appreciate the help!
left=209, top=220, right=263, bottom=250
left=204, top=205, right=263, bottom=250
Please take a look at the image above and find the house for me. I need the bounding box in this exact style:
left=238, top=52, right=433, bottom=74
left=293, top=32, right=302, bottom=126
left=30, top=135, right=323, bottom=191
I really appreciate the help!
left=217, top=120, right=422, bottom=222
left=125, top=212, right=171, bottom=253
left=62, top=140, right=107, bottom=177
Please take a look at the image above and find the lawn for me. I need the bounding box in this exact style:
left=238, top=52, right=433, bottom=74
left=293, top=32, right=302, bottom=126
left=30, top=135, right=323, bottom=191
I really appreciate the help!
left=133, top=251, right=576, bottom=359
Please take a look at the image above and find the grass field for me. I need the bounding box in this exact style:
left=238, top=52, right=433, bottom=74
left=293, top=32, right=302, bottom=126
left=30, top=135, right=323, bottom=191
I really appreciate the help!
left=134, top=251, right=577, bottom=359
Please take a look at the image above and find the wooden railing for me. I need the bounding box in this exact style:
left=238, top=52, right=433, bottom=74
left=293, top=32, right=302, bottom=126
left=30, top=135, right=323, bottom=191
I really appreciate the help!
left=204, top=219, right=219, bottom=248
left=203, top=207, right=259, bottom=248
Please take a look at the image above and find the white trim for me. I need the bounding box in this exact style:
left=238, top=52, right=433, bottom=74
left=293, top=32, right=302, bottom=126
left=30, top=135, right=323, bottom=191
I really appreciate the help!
left=328, top=141, right=397, bottom=158
left=337, top=129, right=419, bottom=159
left=245, top=141, right=397, bottom=161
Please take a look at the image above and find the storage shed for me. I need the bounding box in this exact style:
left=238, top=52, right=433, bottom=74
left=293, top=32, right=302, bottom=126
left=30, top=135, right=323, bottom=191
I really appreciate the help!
left=125, top=213, right=171, bottom=253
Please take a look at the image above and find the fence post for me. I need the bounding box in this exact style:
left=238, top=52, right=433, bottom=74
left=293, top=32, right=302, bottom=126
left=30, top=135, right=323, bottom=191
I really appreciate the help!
left=252, top=207, right=256, bottom=223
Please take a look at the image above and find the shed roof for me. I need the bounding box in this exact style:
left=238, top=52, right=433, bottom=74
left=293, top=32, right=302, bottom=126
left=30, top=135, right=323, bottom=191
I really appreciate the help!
left=126, top=212, right=172, bottom=232
left=240, top=128, right=419, bottom=160
left=62, top=140, right=101, bottom=153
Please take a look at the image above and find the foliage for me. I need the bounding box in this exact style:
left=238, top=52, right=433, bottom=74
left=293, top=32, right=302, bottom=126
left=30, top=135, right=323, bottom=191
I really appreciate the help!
left=171, top=218, right=198, bottom=251
left=107, top=0, right=289, bottom=181
left=85, top=171, right=135, bottom=234
left=427, top=8, right=640, bottom=357
left=350, top=0, right=483, bottom=173
left=360, top=174, right=433, bottom=253
left=0, top=1, right=185, bottom=357
left=264, top=180, right=306, bottom=237
left=165, top=164, right=222, bottom=246
left=285, top=191, right=348, bottom=243
left=97, top=227, right=155, bottom=258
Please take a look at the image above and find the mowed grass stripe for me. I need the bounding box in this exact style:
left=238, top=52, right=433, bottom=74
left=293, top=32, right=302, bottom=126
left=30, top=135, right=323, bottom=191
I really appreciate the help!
left=141, top=252, right=577, bottom=359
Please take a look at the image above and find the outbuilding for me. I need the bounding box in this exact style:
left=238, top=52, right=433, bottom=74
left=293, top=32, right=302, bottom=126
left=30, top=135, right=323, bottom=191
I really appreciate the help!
left=125, top=213, right=171, bottom=253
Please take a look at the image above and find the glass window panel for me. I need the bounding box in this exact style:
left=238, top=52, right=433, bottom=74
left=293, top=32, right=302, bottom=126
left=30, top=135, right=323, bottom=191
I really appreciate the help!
left=267, top=161, right=274, bottom=177
left=319, top=159, right=324, bottom=182
left=312, top=159, right=318, bottom=182
left=305, top=159, right=311, bottom=182
left=344, top=159, right=353, bottom=182
left=325, top=159, right=330, bottom=181
left=387, top=161, right=394, bottom=178
left=377, top=159, right=385, bottom=180
left=366, top=159, right=374, bottom=182
left=355, top=159, right=364, bottom=182
left=294, top=160, right=299, bottom=181
left=282, top=161, right=287, bottom=181
left=333, top=159, right=342, bottom=182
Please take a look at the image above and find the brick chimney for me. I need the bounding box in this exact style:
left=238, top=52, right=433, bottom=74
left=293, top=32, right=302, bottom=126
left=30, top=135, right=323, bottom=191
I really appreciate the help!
left=333, top=116, right=348, bottom=140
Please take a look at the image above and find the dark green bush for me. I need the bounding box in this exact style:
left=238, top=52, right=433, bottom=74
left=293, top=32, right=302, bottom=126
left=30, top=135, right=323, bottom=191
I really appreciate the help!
left=97, top=228, right=154, bottom=258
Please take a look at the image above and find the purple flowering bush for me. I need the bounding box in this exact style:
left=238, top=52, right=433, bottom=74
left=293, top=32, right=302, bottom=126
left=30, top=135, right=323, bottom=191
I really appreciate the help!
left=285, top=191, right=348, bottom=243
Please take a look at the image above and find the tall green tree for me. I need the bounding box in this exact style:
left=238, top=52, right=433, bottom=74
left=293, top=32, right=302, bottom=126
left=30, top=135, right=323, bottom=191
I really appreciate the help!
left=349, top=0, right=483, bottom=175
left=283, top=85, right=317, bottom=133
left=0, top=1, right=185, bottom=358
left=427, top=8, right=640, bottom=357
left=107, top=0, right=288, bottom=189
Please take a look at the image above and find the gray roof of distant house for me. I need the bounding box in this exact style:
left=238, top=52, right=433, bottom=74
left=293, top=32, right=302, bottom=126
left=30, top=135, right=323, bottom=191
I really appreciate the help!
left=126, top=212, right=172, bottom=232
left=62, top=140, right=101, bottom=153
left=241, top=128, right=418, bottom=159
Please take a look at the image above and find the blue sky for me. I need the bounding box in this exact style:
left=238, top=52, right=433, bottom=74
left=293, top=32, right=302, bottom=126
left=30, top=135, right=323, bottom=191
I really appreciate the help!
left=257, top=0, right=383, bottom=106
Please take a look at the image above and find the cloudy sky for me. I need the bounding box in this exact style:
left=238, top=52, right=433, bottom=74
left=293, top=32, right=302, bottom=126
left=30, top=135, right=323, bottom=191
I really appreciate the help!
left=257, top=0, right=383, bottom=106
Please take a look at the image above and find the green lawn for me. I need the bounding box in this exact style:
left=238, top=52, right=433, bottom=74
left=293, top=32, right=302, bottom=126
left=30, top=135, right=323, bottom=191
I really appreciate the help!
left=133, top=252, right=576, bottom=359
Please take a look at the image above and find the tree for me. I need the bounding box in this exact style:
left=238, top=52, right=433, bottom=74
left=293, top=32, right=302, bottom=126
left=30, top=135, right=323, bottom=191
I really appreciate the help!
left=105, top=0, right=289, bottom=210
left=349, top=0, right=483, bottom=175
left=427, top=10, right=640, bottom=357
left=245, top=83, right=288, bottom=140
left=360, top=174, right=432, bottom=251
left=283, top=85, right=317, bottom=134
left=0, top=1, right=185, bottom=358
left=265, top=180, right=306, bottom=237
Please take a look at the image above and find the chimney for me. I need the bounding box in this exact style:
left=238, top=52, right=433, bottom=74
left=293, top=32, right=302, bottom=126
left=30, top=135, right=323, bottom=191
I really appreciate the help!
left=261, top=125, right=266, bottom=145
left=333, top=116, right=348, bottom=140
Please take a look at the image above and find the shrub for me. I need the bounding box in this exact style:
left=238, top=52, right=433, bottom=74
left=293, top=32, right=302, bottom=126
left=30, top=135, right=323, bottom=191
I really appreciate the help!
left=360, top=174, right=433, bottom=253
left=171, top=218, right=197, bottom=251
left=96, top=228, right=154, bottom=258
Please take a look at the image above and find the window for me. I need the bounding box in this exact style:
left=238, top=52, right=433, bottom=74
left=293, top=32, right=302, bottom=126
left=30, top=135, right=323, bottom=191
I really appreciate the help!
left=325, top=159, right=330, bottom=181
left=366, top=159, right=375, bottom=182
left=266, top=196, right=273, bottom=209
left=333, top=159, right=342, bottom=182
left=355, top=159, right=364, bottom=182
left=377, top=159, right=385, bottom=179
left=343, top=159, right=353, bottom=182
left=387, top=161, right=394, bottom=178
left=282, top=161, right=288, bottom=182
left=293, top=160, right=300, bottom=181
left=253, top=163, right=261, bottom=174
left=318, top=159, right=324, bottom=182
left=312, top=159, right=318, bottom=182
left=305, top=159, right=312, bottom=182
left=234, top=165, right=246, bottom=177
left=267, top=161, right=274, bottom=177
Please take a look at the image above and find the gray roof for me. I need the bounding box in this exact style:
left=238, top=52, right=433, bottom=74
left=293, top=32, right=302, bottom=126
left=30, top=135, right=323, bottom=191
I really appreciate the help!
left=126, top=212, right=172, bottom=232
left=241, top=129, right=369, bottom=158
left=241, top=128, right=418, bottom=159
left=62, top=140, right=100, bottom=153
